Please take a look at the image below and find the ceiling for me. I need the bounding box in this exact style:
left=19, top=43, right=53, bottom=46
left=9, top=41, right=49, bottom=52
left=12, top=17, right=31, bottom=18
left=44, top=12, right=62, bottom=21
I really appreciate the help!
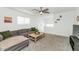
left=8, top=7, right=77, bottom=15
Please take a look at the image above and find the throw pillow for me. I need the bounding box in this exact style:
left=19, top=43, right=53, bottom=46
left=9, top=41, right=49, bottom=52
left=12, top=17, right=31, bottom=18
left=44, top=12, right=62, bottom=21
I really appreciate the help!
left=0, top=31, right=12, bottom=39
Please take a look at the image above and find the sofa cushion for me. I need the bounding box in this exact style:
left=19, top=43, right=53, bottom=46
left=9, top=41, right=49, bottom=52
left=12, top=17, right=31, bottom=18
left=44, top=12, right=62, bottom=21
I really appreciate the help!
left=11, top=30, right=19, bottom=36
left=0, top=36, right=29, bottom=51
left=0, top=34, right=3, bottom=41
left=11, top=29, right=30, bottom=36
left=0, top=31, right=12, bottom=39
left=18, top=29, right=29, bottom=35
left=20, top=33, right=28, bottom=37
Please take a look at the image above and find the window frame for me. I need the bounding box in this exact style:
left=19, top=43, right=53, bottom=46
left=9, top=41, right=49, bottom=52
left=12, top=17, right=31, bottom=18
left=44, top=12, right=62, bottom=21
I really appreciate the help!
left=17, top=16, right=30, bottom=25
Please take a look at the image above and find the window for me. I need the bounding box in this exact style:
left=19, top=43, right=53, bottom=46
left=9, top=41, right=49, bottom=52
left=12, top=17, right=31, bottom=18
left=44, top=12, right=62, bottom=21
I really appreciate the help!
left=17, top=16, right=30, bottom=24
left=46, top=24, right=54, bottom=27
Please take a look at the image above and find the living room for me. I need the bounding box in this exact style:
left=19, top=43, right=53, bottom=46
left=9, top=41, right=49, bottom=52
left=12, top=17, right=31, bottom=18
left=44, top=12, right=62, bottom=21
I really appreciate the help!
left=0, top=7, right=79, bottom=51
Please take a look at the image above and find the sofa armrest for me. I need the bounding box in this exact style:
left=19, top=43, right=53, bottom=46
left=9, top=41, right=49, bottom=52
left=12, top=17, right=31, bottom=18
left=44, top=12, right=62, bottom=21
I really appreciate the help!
left=20, top=33, right=28, bottom=37
left=70, top=35, right=79, bottom=43
left=70, top=35, right=79, bottom=51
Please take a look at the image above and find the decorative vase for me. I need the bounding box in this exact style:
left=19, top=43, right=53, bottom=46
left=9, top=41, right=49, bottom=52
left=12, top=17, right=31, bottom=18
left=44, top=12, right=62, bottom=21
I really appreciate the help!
left=35, top=32, right=40, bottom=35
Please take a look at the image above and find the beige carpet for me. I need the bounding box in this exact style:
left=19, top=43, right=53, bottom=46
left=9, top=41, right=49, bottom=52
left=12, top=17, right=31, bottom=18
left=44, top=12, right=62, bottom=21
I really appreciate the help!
left=21, top=34, right=72, bottom=51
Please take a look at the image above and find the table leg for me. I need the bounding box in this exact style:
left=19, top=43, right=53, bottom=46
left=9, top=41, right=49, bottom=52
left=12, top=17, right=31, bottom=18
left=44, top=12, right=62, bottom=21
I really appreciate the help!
left=34, top=37, right=37, bottom=43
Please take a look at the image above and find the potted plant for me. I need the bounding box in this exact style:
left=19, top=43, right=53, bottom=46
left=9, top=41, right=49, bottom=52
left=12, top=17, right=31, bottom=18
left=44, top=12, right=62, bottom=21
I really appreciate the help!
left=31, top=27, right=40, bottom=34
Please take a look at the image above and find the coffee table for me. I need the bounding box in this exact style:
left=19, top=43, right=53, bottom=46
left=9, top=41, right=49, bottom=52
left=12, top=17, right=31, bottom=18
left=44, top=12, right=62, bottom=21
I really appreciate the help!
left=28, top=32, right=45, bottom=42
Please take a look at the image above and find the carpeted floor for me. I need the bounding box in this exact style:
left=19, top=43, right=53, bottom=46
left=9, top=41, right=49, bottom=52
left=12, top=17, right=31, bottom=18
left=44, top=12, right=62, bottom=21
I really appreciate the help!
left=21, top=34, right=72, bottom=51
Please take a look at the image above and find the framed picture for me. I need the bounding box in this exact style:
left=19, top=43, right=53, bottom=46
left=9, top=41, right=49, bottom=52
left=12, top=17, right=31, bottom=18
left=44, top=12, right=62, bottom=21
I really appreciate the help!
left=4, top=16, right=12, bottom=23
left=76, top=16, right=79, bottom=22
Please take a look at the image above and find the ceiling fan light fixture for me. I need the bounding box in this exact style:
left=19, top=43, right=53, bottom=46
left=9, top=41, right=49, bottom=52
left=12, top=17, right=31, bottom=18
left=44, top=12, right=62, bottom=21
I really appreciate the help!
left=40, top=11, right=43, bottom=15
left=32, top=7, right=50, bottom=15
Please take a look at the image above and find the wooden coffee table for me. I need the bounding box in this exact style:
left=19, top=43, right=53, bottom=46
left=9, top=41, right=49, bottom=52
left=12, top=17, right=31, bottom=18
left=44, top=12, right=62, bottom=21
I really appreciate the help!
left=28, top=32, right=45, bottom=42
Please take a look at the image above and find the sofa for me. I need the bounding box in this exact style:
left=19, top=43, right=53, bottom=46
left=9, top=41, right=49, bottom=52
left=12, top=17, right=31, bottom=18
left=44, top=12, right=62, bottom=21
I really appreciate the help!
left=0, top=28, right=31, bottom=51
left=69, top=35, right=79, bottom=51
left=70, top=25, right=79, bottom=51
left=0, top=36, right=29, bottom=51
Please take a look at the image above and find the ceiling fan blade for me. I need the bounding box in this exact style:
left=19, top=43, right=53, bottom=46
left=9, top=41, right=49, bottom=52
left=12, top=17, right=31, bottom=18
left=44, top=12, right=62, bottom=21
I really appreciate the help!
left=32, top=9, right=40, bottom=12
left=44, top=12, right=50, bottom=14
left=32, top=7, right=50, bottom=15
left=42, top=8, right=49, bottom=12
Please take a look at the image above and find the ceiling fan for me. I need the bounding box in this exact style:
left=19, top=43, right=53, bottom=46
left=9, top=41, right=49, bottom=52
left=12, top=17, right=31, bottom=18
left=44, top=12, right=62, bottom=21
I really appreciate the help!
left=32, top=7, right=50, bottom=15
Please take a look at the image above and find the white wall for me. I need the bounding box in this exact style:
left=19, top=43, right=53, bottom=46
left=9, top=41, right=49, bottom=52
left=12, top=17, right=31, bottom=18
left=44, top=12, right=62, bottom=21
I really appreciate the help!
left=0, top=8, right=35, bottom=31
left=35, top=11, right=76, bottom=37
left=45, top=11, right=76, bottom=37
